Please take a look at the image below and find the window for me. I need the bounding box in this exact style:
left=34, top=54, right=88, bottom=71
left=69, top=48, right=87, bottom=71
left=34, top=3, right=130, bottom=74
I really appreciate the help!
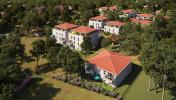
left=108, top=73, right=113, bottom=79
left=104, top=71, right=106, bottom=74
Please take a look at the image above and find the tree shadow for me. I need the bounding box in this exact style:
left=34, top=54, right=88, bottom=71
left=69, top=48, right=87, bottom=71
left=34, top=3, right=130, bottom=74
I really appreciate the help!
left=119, top=63, right=142, bottom=86
left=118, top=63, right=143, bottom=98
left=23, top=56, right=35, bottom=63
left=170, top=87, right=176, bottom=100
left=16, top=77, right=61, bottom=100
left=36, top=63, right=60, bottom=74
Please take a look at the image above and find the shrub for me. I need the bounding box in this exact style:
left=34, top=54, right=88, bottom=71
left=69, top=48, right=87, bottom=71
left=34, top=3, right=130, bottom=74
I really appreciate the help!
left=53, top=75, right=120, bottom=98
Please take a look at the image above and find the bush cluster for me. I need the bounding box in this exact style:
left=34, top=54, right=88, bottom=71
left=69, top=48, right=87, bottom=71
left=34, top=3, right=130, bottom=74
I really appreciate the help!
left=53, top=75, right=121, bottom=99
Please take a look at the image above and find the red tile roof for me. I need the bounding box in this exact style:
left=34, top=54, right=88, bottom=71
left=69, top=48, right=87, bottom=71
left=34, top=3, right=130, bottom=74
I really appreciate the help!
left=71, top=26, right=97, bottom=35
left=130, top=18, right=152, bottom=25
left=55, top=23, right=78, bottom=30
left=121, top=9, right=135, bottom=14
left=90, top=16, right=108, bottom=21
left=109, top=6, right=118, bottom=10
left=106, top=21, right=125, bottom=27
left=137, top=13, right=153, bottom=17
left=88, top=49, right=132, bottom=75
left=99, top=6, right=118, bottom=11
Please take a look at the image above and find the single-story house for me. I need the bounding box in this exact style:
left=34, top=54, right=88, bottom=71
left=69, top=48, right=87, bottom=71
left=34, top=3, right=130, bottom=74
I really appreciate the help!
left=85, top=49, right=132, bottom=87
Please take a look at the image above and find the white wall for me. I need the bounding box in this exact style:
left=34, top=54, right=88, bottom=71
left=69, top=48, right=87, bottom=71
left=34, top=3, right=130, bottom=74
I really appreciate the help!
left=104, top=25, right=120, bottom=35
left=136, top=16, right=152, bottom=20
left=113, top=62, right=132, bottom=86
left=68, top=33, right=84, bottom=50
left=68, top=31, right=99, bottom=51
left=52, top=28, right=68, bottom=44
left=87, top=62, right=132, bottom=87
left=89, top=20, right=106, bottom=30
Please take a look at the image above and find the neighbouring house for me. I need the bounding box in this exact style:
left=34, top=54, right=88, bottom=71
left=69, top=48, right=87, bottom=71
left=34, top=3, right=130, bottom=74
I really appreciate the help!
left=99, top=6, right=118, bottom=15
left=69, top=26, right=99, bottom=50
left=85, top=49, right=132, bottom=87
left=89, top=16, right=109, bottom=30
left=104, top=21, right=125, bottom=35
left=136, top=13, right=154, bottom=20
left=119, top=9, right=136, bottom=18
left=130, top=18, right=152, bottom=27
left=52, top=23, right=79, bottom=44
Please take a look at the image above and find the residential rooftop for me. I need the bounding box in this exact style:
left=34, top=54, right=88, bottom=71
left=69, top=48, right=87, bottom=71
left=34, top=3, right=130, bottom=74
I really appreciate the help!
left=130, top=18, right=152, bottom=25
left=90, top=16, right=109, bottom=21
left=106, top=21, right=125, bottom=27
left=137, top=13, right=154, bottom=17
left=71, top=26, right=97, bottom=35
left=55, top=23, right=78, bottom=30
left=88, top=49, right=132, bottom=75
left=121, top=9, right=135, bottom=14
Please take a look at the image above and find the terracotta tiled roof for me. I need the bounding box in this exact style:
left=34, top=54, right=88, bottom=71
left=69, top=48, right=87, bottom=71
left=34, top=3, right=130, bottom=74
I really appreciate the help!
left=99, top=6, right=117, bottom=11
left=121, top=9, right=135, bottom=14
left=109, top=6, right=118, bottom=10
left=55, top=23, right=78, bottom=30
left=130, top=18, right=152, bottom=25
left=90, top=16, right=108, bottom=21
left=88, top=49, right=132, bottom=75
left=106, top=21, right=125, bottom=27
left=71, top=26, right=97, bottom=35
left=137, top=13, right=153, bottom=17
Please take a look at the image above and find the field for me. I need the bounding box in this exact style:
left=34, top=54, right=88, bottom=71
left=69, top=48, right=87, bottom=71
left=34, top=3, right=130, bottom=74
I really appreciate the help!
left=19, top=36, right=175, bottom=100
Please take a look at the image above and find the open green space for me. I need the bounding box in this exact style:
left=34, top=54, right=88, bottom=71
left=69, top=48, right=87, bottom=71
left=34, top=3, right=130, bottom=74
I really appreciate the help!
left=20, top=36, right=174, bottom=100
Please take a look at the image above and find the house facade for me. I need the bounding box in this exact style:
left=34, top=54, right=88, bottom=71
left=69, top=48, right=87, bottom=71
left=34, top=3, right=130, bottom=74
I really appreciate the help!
left=69, top=26, right=99, bottom=50
left=52, top=23, right=78, bottom=44
left=85, top=49, right=132, bottom=87
left=104, top=21, right=125, bottom=35
left=89, top=16, right=109, bottom=30
left=52, top=23, right=99, bottom=51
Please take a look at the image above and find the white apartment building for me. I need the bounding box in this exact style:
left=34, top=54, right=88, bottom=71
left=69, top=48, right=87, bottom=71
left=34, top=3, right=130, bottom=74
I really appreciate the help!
left=69, top=26, right=99, bottom=50
left=89, top=16, right=109, bottom=30
left=52, top=23, right=78, bottom=44
left=104, top=21, right=125, bottom=35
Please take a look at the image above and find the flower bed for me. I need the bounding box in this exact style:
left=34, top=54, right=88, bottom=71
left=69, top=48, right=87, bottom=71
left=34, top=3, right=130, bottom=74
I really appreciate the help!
left=53, top=75, right=122, bottom=99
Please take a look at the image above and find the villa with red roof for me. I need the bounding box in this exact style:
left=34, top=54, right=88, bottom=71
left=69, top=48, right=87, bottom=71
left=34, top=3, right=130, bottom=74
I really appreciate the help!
left=89, top=16, right=109, bottom=30
left=85, top=49, right=132, bottom=87
left=136, top=13, right=154, bottom=20
left=104, top=21, right=126, bottom=35
left=52, top=23, right=79, bottom=44
left=119, top=9, right=136, bottom=18
left=99, top=6, right=118, bottom=15
left=130, top=18, right=152, bottom=27
left=52, top=23, right=99, bottom=50
left=69, top=26, right=99, bottom=50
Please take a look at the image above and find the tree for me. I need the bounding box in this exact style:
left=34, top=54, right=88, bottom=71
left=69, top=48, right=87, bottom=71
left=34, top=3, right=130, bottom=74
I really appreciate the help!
left=101, top=37, right=112, bottom=47
left=0, top=35, right=24, bottom=100
left=56, top=46, right=84, bottom=81
left=140, top=35, right=176, bottom=99
left=45, top=37, right=58, bottom=52
left=30, top=39, right=45, bottom=67
left=81, top=37, right=92, bottom=54
left=47, top=47, right=60, bottom=64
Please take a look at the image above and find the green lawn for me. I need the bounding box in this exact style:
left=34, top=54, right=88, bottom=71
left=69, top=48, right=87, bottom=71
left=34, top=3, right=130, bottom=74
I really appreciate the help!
left=20, top=36, right=114, bottom=100
left=20, top=36, right=175, bottom=100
